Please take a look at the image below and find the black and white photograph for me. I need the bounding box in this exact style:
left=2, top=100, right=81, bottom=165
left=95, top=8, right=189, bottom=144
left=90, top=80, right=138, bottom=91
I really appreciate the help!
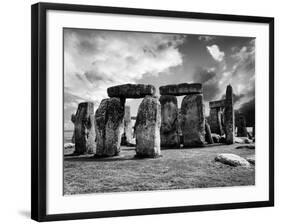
left=63, top=28, right=256, bottom=195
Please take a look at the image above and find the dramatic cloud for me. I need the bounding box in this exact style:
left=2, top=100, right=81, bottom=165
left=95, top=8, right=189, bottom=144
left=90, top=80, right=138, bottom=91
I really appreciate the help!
left=192, top=39, right=255, bottom=113
left=238, top=99, right=255, bottom=127
left=64, top=29, right=186, bottom=128
left=206, top=45, right=225, bottom=62
left=231, top=40, right=255, bottom=79
left=227, top=39, right=255, bottom=109
left=193, top=67, right=220, bottom=101
left=198, top=35, right=216, bottom=42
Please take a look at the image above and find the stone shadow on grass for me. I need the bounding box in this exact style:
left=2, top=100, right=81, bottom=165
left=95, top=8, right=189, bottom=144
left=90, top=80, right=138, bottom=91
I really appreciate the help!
left=64, top=153, right=161, bottom=162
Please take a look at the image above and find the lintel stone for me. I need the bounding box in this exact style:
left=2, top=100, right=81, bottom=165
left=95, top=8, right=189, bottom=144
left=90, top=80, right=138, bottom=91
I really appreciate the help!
left=159, top=83, right=202, bottom=96
left=209, top=100, right=225, bottom=109
left=107, top=84, right=156, bottom=98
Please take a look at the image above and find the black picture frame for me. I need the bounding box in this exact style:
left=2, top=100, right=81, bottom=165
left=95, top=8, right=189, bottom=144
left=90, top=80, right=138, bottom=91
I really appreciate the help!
left=31, top=2, right=274, bottom=222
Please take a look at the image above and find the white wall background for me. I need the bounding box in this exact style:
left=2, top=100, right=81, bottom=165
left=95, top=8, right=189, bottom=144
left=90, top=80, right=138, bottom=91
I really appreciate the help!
left=0, top=0, right=279, bottom=223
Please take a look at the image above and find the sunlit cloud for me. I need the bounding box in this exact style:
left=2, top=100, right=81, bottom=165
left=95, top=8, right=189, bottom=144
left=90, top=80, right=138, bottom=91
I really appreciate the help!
left=206, top=44, right=225, bottom=62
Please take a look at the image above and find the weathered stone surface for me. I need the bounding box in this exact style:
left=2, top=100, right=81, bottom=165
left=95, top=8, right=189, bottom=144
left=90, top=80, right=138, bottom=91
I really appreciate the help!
left=236, top=144, right=255, bottom=150
left=180, top=94, right=205, bottom=146
left=178, top=110, right=183, bottom=144
left=205, top=120, right=214, bottom=144
left=159, top=83, right=202, bottom=96
left=236, top=114, right=248, bottom=137
left=209, top=100, right=225, bottom=109
left=235, top=137, right=252, bottom=144
left=159, top=95, right=180, bottom=147
left=135, top=96, right=161, bottom=158
left=95, top=98, right=124, bottom=157
left=234, top=137, right=244, bottom=144
left=107, top=84, right=155, bottom=98
left=64, top=143, right=75, bottom=149
left=225, top=85, right=235, bottom=144
left=211, top=133, right=221, bottom=143
left=73, top=102, right=96, bottom=154
left=121, top=106, right=134, bottom=146
left=70, top=114, right=76, bottom=143
left=215, top=153, right=250, bottom=167
left=209, top=107, right=224, bottom=135
left=246, top=156, right=255, bottom=165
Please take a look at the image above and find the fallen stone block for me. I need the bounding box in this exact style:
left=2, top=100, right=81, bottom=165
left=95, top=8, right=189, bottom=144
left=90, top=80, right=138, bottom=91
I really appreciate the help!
left=246, top=156, right=255, bottom=165
left=64, top=143, right=75, bottom=149
left=235, top=137, right=252, bottom=144
left=236, top=144, right=255, bottom=150
left=215, top=153, right=250, bottom=167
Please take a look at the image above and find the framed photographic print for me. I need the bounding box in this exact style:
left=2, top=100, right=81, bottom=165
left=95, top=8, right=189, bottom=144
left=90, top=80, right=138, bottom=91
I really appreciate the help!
left=31, top=2, right=274, bottom=222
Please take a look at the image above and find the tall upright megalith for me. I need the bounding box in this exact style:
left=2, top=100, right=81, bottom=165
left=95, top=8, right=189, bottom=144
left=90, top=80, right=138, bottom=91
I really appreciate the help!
left=70, top=114, right=76, bottom=143
left=95, top=98, right=125, bottom=157
left=122, top=105, right=133, bottom=145
left=181, top=94, right=205, bottom=146
left=209, top=100, right=225, bottom=136
left=72, top=102, right=95, bottom=155
left=225, top=85, right=235, bottom=144
left=135, top=95, right=161, bottom=158
left=159, top=95, right=180, bottom=147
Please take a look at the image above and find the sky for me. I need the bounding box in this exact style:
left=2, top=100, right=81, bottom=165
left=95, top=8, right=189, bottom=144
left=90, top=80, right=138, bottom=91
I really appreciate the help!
left=64, top=28, right=255, bottom=130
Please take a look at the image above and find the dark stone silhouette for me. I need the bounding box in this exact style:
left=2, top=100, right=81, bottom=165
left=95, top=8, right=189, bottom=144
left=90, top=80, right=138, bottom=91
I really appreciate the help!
left=159, top=83, right=202, bottom=96
left=72, top=102, right=95, bottom=155
left=159, top=95, right=180, bottom=147
left=209, top=100, right=225, bottom=136
left=225, top=85, right=235, bottom=144
left=236, top=114, right=248, bottom=137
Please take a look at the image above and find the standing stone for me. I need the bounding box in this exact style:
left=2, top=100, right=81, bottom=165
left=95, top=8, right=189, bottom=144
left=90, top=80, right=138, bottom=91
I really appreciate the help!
left=205, top=120, right=214, bottom=144
left=135, top=96, right=161, bottom=158
left=121, top=106, right=133, bottom=145
left=236, top=114, right=248, bottom=137
left=219, top=109, right=225, bottom=134
left=209, top=100, right=225, bottom=135
left=95, top=98, right=125, bottom=157
left=181, top=94, right=205, bottom=146
left=225, top=85, right=235, bottom=144
left=73, top=102, right=95, bottom=155
left=178, top=110, right=183, bottom=145
left=159, top=95, right=180, bottom=148
left=70, top=114, right=76, bottom=143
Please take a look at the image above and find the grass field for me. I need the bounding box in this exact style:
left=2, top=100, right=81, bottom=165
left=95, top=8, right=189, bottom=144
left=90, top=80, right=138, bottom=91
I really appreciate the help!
left=63, top=143, right=255, bottom=195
